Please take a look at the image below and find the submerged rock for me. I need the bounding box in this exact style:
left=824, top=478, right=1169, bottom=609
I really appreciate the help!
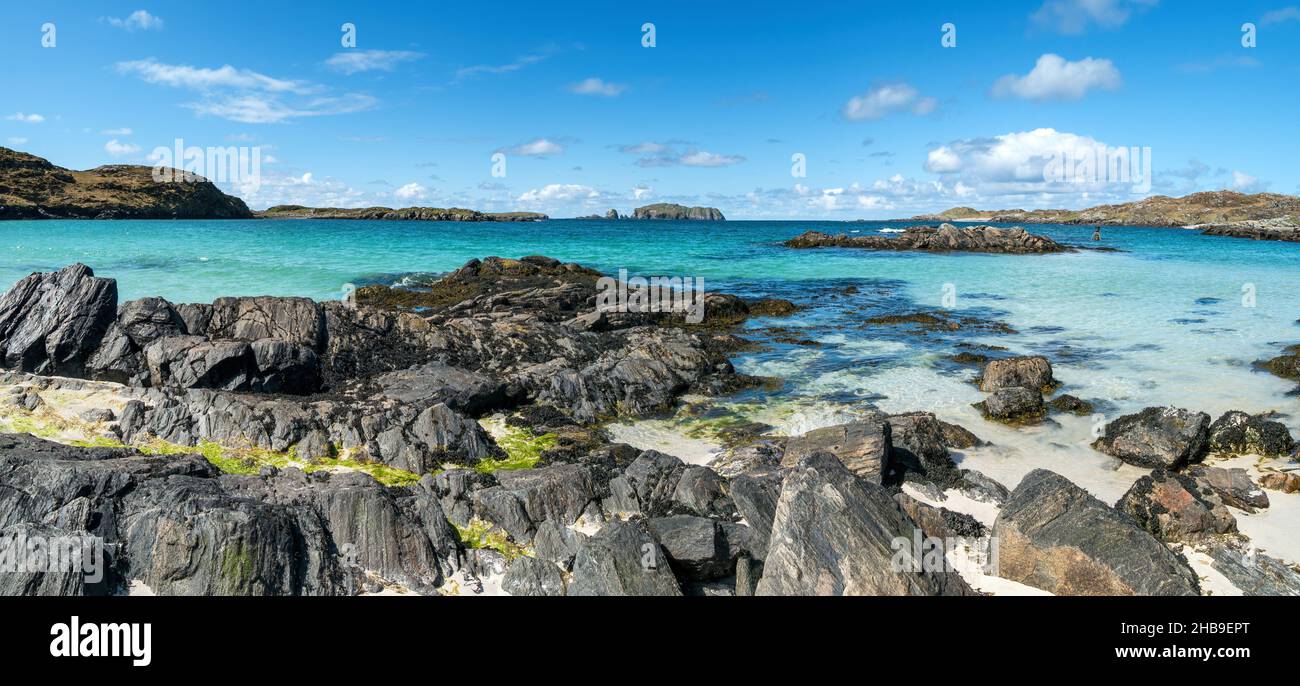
left=993, top=469, right=1200, bottom=596
left=1091, top=406, right=1211, bottom=469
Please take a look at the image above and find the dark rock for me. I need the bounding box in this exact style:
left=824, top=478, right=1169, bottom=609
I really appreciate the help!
left=604, top=450, right=686, bottom=517
left=78, top=407, right=115, bottom=423
left=502, top=556, right=565, bottom=596
left=782, top=420, right=891, bottom=484
left=566, top=517, right=682, bottom=596
left=1187, top=465, right=1269, bottom=512
left=372, top=362, right=509, bottom=415
left=0, top=264, right=117, bottom=376
left=1048, top=394, right=1094, bottom=416
left=1116, top=468, right=1236, bottom=542
left=671, top=465, right=736, bottom=519
left=977, top=356, right=1055, bottom=392
left=755, top=451, right=973, bottom=596
left=1207, top=410, right=1295, bottom=457
left=894, top=493, right=987, bottom=540
left=707, top=439, right=784, bottom=478
left=1206, top=543, right=1300, bottom=596
left=993, top=469, right=1200, bottom=595
left=728, top=472, right=781, bottom=561
left=974, top=387, right=1046, bottom=424
left=647, top=515, right=734, bottom=580
left=532, top=519, right=584, bottom=570
left=784, top=225, right=1070, bottom=254
left=1092, top=407, right=1211, bottom=469
left=887, top=412, right=962, bottom=488
left=956, top=469, right=1010, bottom=505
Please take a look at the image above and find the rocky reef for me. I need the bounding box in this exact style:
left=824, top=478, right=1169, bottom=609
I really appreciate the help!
left=784, top=224, right=1071, bottom=254
left=631, top=203, right=725, bottom=221
left=0, top=146, right=252, bottom=220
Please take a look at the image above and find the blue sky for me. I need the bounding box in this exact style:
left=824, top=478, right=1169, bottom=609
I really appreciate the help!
left=2, top=0, right=1298, bottom=218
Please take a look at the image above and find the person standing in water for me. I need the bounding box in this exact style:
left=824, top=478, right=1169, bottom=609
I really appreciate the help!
left=1093, top=226, right=1101, bottom=241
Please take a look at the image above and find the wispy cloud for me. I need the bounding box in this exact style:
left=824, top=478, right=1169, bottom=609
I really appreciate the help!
left=454, top=51, right=551, bottom=82
left=567, top=77, right=626, bottom=97
left=325, top=50, right=424, bottom=75
left=991, top=54, right=1121, bottom=100
left=104, top=139, right=141, bottom=156
left=105, top=10, right=163, bottom=32
left=6, top=112, right=45, bottom=123
left=1262, top=6, right=1300, bottom=25
left=117, top=59, right=374, bottom=124
left=101, top=127, right=134, bottom=135
left=499, top=138, right=565, bottom=156
left=616, top=140, right=744, bottom=167
left=842, top=83, right=937, bottom=121
left=6, top=137, right=28, bottom=146
left=117, top=59, right=314, bottom=93
left=1030, top=0, right=1157, bottom=35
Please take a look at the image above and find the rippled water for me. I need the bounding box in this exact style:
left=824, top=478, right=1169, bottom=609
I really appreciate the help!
left=3, top=217, right=1298, bottom=436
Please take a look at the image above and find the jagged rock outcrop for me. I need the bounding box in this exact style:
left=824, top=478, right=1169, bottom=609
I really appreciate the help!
left=1091, top=406, right=1211, bottom=469
left=784, top=225, right=1070, bottom=254
left=756, top=452, right=973, bottom=596
left=0, top=433, right=460, bottom=596
left=993, top=469, right=1200, bottom=596
left=0, top=264, right=117, bottom=377
left=0, top=147, right=252, bottom=220
left=566, top=517, right=683, bottom=596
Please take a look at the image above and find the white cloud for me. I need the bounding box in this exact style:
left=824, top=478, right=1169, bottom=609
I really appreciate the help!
left=183, top=94, right=376, bottom=124
left=679, top=150, right=746, bottom=167
left=1231, top=171, right=1266, bottom=193
left=632, top=185, right=653, bottom=200
left=117, top=59, right=314, bottom=93
left=1031, top=0, right=1157, bottom=34
left=925, top=128, right=1113, bottom=183
left=325, top=50, right=424, bottom=75
left=1261, top=6, right=1300, bottom=25
left=568, top=77, right=627, bottom=97
left=101, top=127, right=134, bottom=135
left=393, top=182, right=429, bottom=201
left=501, top=138, right=564, bottom=156
left=6, top=112, right=44, bottom=123
left=7, top=137, right=28, bottom=146
left=106, top=10, right=163, bottom=31
left=104, top=139, right=141, bottom=156
left=620, top=142, right=670, bottom=154
left=517, top=184, right=598, bottom=203
left=991, top=54, right=1121, bottom=101
left=842, top=83, right=937, bottom=121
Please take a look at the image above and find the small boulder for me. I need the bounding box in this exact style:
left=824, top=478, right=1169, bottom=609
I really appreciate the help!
left=978, top=356, right=1054, bottom=392
left=1116, top=469, right=1236, bottom=542
left=1186, top=465, right=1269, bottom=512
left=1207, top=411, right=1295, bottom=457
left=974, top=387, right=1045, bottom=424
left=566, top=518, right=683, bottom=596
left=647, top=515, right=734, bottom=580
left=1091, top=406, right=1211, bottom=469
left=502, top=556, right=565, bottom=596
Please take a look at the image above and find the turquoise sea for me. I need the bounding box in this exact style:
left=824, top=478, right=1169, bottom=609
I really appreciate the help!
left=3, top=218, right=1299, bottom=472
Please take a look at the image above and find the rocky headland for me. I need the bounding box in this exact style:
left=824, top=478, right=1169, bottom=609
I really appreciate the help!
left=0, top=146, right=252, bottom=220
left=784, top=224, right=1072, bottom=254
left=910, top=191, right=1300, bottom=243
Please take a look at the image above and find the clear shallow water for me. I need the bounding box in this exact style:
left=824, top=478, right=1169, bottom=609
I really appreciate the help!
left=3, top=217, right=1299, bottom=434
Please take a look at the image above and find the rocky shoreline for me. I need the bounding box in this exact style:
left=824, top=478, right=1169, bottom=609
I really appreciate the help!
left=784, top=224, right=1072, bottom=254
left=1, top=258, right=1298, bottom=596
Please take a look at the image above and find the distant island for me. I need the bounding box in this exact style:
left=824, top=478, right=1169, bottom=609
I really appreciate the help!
left=910, top=191, right=1300, bottom=242
left=575, top=204, right=726, bottom=220
left=256, top=205, right=547, bottom=221
left=0, top=146, right=252, bottom=220
left=631, top=203, right=725, bottom=220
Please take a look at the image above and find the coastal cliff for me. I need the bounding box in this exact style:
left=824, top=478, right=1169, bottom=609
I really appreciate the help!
left=0, top=147, right=252, bottom=220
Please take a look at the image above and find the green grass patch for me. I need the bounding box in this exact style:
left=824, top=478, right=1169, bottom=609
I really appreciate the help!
left=453, top=518, right=531, bottom=560
left=135, top=438, right=421, bottom=486
left=470, top=425, right=558, bottom=473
